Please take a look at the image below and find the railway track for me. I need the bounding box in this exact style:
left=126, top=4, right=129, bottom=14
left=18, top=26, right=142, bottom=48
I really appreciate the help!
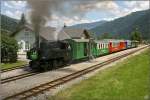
left=3, top=46, right=149, bottom=100
left=2, top=64, right=28, bottom=73
left=1, top=72, right=39, bottom=84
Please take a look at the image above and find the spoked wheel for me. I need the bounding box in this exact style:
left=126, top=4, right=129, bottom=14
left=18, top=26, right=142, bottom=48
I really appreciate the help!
left=53, top=60, right=58, bottom=69
left=40, top=61, right=53, bottom=71
left=29, top=61, right=40, bottom=71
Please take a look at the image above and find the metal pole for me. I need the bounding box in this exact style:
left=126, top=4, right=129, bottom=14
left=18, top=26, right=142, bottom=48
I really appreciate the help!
left=89, top=38, right=93, bottom=60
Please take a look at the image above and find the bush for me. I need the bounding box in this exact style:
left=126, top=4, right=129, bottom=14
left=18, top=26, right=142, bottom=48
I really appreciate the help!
left=1, top=33, right=18, bottom=63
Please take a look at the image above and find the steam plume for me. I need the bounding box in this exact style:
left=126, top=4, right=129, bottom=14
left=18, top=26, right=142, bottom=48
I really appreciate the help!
left=27, top=0, right=52, bottom=32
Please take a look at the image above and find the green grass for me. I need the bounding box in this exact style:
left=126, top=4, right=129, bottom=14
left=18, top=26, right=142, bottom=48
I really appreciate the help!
left=1, top=61, right=27, bottom=70
left=50, top=49, right=150, bottom=100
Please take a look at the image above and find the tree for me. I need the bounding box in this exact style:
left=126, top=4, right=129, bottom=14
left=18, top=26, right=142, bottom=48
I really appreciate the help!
left=16, top=13, right=26, bottom=30
left=131, top=28, right=142, bottom=42
left=1, top=33, right=18, bottom=63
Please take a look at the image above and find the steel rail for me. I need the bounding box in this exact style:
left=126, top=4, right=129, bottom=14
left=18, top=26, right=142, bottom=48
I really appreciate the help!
left=1, top=64, right=28, bottom=73
left=1, top=72, right=39, bottom=84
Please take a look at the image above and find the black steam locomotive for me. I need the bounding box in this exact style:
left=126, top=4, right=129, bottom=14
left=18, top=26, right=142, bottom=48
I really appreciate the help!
left=27, top=40, right=71, bottom=71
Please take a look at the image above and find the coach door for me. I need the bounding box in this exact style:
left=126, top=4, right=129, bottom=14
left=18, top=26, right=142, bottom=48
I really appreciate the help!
left=84, top=42, right=88, bottom=56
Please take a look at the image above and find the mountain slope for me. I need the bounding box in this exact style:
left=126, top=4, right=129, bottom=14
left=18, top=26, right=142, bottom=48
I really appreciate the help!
left=90, top=9, right=150, bottom=39
left=68, top=20, right=107, bottom=29
left=1, top=14, right=19, bottom=34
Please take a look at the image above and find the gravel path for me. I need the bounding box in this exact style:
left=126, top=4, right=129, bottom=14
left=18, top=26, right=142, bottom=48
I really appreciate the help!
left=0, top=45, right=148, bottom=99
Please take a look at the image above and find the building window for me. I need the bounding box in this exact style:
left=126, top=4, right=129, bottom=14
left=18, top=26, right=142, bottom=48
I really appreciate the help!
left=18, top=42, right=23, bottom=49
left=25, top=41, right=30, bottom=50
left=25, top=32, right=29, bottom=36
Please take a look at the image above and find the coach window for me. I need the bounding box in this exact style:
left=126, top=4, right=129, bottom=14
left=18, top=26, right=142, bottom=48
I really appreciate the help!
left=103, top=43, right=104, bottom=48
left=100, top=44, right=101, bottom=49
left=103, top=43, right=104, bottom=49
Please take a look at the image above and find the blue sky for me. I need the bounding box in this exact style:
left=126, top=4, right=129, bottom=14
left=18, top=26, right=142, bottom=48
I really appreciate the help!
left=1, top=0, right=149, bottom=27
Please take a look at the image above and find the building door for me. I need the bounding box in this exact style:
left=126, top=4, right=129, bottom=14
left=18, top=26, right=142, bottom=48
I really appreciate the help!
left=18, top=40, right=25, bottom=53
left=25, top=41, right=30, bottom=51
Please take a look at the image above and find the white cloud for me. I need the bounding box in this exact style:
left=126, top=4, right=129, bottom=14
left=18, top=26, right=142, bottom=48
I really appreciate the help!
left=98, top=1, right=149, bottom=21
left=5, top=10, right=14, bottom=17
left=4, top=2, right=13, bottom=8
left=96, top=1, right=119, bottom=10
left=5, top=10, right=22, bottom=19
left=124, top=1, right=149, bottom=12
left=46, top=15, right=100, bottom=27
left=9, top=1, right=26, bottom=8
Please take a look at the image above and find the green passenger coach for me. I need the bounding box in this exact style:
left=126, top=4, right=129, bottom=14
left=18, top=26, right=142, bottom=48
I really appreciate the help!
left=67, top=39, right=89, bottom=60
left=95, top=40, right=109, bottom=56
left=66, top=39, right=110, bottom=61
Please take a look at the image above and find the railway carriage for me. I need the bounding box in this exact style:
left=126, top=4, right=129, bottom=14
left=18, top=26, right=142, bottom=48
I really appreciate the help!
left=95, top=40, right=109, bottom=56
left=131, top=40, right=139, bottom=48
left=125, top=40, right=132, bottom=49
left=108, top=39, right=127, bottom=53
left=108, top=40, right=121, bottom=53
left=66, top=39, right=89, bottom=60
left=119, top=40, right=126, bottom=50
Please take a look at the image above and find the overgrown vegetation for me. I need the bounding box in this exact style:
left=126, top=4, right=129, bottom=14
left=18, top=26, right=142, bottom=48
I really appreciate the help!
left=50, top=49, right=150, bottom=100
left=1, top=33, right=18, bottom=63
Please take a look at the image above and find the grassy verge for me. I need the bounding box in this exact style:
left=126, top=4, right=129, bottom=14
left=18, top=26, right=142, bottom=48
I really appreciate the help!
left=50, top=49, right=150, bottom=100
left=1, top=61, right=28, bottom=70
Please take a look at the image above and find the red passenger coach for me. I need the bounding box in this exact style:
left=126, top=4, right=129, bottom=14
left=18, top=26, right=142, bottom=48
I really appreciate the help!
left=108, top=40, right=126, bottom=53
left=108, top=40, right=120, bottom=53
left=119, top=40, right=126, bottom=50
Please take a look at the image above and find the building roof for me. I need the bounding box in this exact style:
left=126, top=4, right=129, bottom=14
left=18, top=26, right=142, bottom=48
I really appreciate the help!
left=71, top=39, right=89, bottom=42
left=11, top=24, right=34, bottom=36
left=63, top=28, right=88, bottom=38
left=39, top=27, right=72, bottom=41
left=12, top=24, right=91, bottom=40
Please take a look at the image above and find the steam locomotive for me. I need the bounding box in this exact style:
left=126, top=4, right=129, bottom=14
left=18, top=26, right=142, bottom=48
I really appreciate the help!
left=27, top=40, right=71, bottom=71
left=27, top=39, right=138, bottom=71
